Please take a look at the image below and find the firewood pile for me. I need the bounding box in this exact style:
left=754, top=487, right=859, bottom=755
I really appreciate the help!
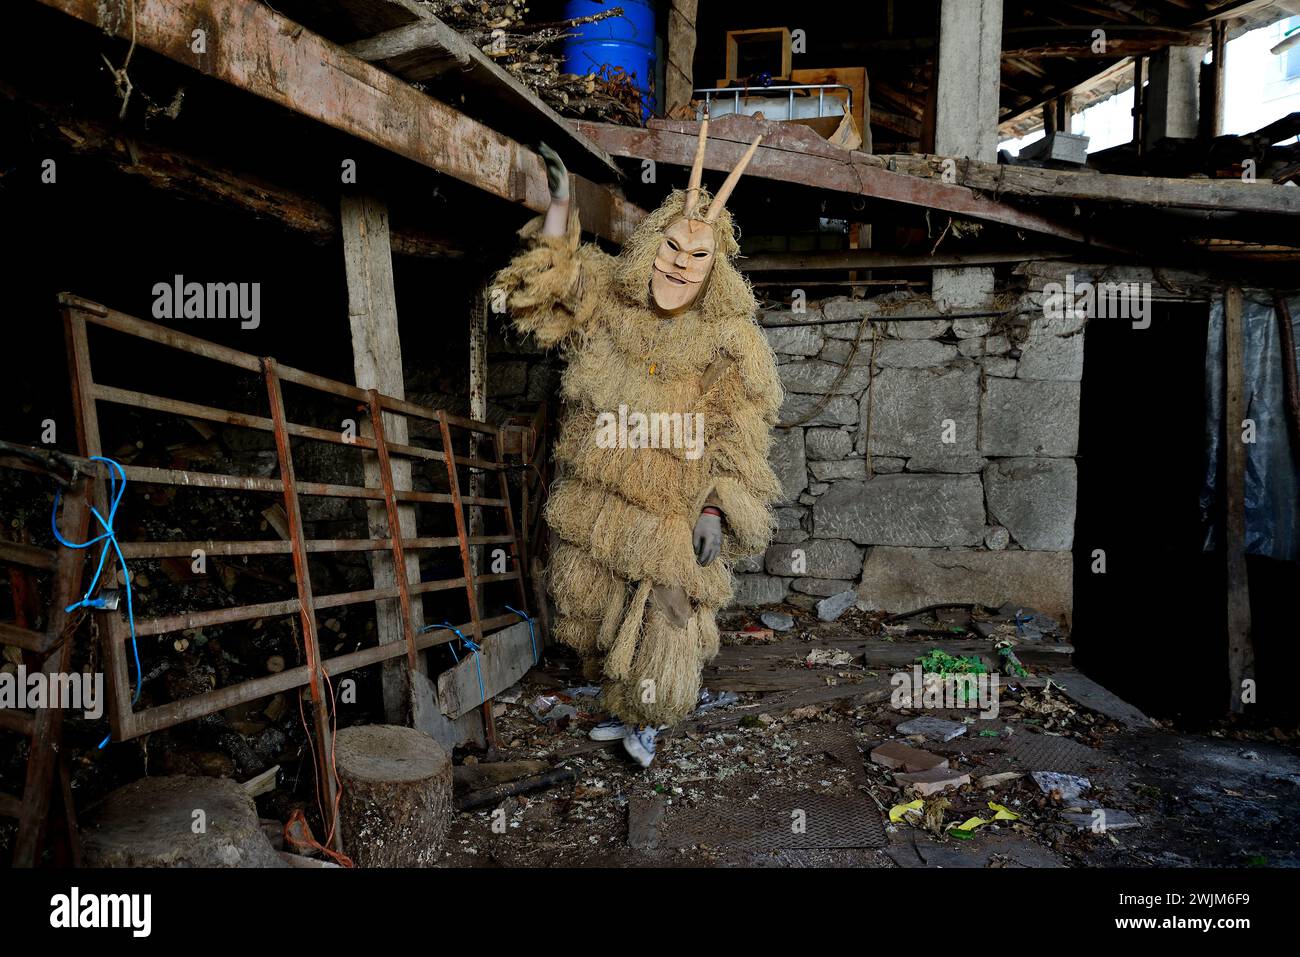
left=417, top=1, right=645, bottom=125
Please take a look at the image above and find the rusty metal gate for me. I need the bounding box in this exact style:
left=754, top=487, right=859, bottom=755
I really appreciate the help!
left=56, top=292, right=533, bottom=849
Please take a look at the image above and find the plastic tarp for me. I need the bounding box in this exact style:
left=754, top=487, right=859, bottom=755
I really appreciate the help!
left=1202, top=291, right=1300, bottom=561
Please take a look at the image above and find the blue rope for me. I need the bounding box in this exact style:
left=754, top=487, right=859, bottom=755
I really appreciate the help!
left=51, top=456, right=140, bottom=750
left=504, top=605, right=537, bottom=663
left=418, top=621, right=485, bottom=704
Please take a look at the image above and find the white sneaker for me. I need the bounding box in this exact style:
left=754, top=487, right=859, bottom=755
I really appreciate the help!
left=622, top=725, right=658, bottom=768
left=588, top=718, right=631, bottom=741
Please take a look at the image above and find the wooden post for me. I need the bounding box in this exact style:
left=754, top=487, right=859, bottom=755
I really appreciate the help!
left=665, top=0, right=699, bottom=115
left=1210, top=20, right=1227, bottom=138
left=467, top=288, right=495, bottom=742
left=1132, top=56, right=1146, bottom=154
left=341, top=192, right=428, bottom=725
left=1223, top=285, right=1254, bottom=713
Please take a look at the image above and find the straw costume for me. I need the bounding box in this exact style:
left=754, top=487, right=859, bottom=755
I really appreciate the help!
left=494, top=122, right=783, bottom=730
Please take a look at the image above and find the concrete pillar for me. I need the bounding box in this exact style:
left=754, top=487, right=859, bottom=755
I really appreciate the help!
left=933, top=0, right=1003, bottom=309
left=933, top=0, right=1004, bottom=161
left=1144, top=45, right=1206, bottom=151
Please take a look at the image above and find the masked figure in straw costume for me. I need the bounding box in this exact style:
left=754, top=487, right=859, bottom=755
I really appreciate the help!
left=494, top=121, right=782, bottom=767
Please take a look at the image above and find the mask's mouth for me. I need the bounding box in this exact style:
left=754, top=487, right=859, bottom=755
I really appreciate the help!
left=655, top=265, right=699, bottom=286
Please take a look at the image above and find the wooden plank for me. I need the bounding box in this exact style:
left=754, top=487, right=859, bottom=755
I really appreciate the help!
left=1049, top=670, right=1155, bottom=729
left=1224, top=285, right=1254, bottom=713
left=0, top=541, right=58, bottom=571
left=876, top=152, right=1300, bottom=217
left=340, top=193, right=429, bottom=716
left=578, top=115, right=1126, bottom=249
left=37, top=0, right=644, bottom=244
left=2, top=85, right=459, bottom=258
left=740, top=248, right=1067, bottom=272
left=0, top=621, right=50, bottom=654
left=0, top=709, right=35, bottom=736
left=436, top=620, right=536, bottom=719
left=0, top=793, right=21, bottom=821
left=14, top=485, right=91, bottom=867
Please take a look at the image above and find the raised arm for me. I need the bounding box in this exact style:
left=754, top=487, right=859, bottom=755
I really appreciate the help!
left=492, top=143, right=611, bottom=348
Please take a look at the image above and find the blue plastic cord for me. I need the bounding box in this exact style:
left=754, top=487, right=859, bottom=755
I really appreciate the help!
left=51, top=456, right=140, bottom=750
left=504, top=605, right=537, bottom=663
left=418, top=621, right=485, bottom=704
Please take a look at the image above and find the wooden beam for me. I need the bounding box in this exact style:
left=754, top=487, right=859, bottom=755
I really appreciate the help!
left=739, top=248, right=1068, bottom=272
left=1002, top=25, right=1211, bottom=58
left=665, top=0, right=699, bottom=115
left=1194, top=0, right=1284, bottom=24
left=36, top=0, right=643, bottom=244
left=339, top=193, right=428, bottom=721
left=876, top=153, right=1300, bottom=216
left=4, top=85, right=460, bottom=258
left=1223, top=285, right=1254, bottom=713
left=579, top=115, right=1123, bottom=249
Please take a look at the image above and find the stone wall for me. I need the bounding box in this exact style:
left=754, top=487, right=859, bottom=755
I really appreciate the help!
left=732, top=287, right=1082, bottom=621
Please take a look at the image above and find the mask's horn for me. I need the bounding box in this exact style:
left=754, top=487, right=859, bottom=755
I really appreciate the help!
left=704, top=135, right=762, bottom=224
left=683, top=115, right=709, bottom=219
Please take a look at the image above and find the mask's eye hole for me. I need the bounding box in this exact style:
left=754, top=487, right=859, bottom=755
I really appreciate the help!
left=692, top=251, right=709, bottom=258
left=666, top=239, right=679, bottom=251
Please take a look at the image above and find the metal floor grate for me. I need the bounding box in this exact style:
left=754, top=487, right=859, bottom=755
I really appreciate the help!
left=664, top=792, right=887, bottom=851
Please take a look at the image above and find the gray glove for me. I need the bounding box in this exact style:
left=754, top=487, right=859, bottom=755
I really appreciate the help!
left=538, top=141, right=569, bottom=201
left=693, top=510, right=722, bottom=566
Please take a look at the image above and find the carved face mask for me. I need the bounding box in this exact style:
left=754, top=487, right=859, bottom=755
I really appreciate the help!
left=651, top=217, right=716, bottom=314
left=646, top=116, right=762, bottom=316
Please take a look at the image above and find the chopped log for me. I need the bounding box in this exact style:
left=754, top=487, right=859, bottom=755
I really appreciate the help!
left=452, top=759, right=549, bottom=793
left=335, top=725, right=452, bottom=867
left=81, top=776, right=284, bottom=867
left=456, top=768, right=578, bottom=811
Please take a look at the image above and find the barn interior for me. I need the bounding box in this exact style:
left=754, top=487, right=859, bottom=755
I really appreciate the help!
left=1, top=0, right=1298, bottom=871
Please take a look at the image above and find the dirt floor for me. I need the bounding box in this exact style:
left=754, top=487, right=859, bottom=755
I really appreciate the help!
left=437, top=604, right=1300, bottom=868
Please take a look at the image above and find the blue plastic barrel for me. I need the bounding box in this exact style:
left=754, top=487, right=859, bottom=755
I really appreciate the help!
left=562, top=0, right=656, bottom=120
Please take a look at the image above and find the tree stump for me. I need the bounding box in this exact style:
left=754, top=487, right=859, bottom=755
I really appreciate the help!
left=335, top=724, right=452, bottom=867
left=81, top=775, right=284, bottom=867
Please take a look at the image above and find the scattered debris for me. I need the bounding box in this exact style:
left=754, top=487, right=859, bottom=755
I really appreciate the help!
left=1062, top=809, right=1141, bottom=832
left=1031, top=771, right=1091, bottom=803
left=816, top=590, right=858, bottom=622
left=896, top=767, right=971, bottom=797
left=760, top=610, right=796, bottom=632
left=870, top=741, right=949, bottom=773
left=805, top=648, right=857, bottom=668
left=896, top=716, right=967, bottom=742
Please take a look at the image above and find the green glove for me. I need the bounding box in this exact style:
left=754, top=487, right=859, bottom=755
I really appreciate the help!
left=538, top=142, right=569, bottom=201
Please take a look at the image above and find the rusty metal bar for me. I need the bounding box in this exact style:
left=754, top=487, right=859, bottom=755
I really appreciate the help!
left=124, top=572, right=521, bottom=639
left=123, top=613, right=519, bottom=739
left=437, top=410, right=497, bottom=747
left=0, top=446, right=508, bottom=508
left=366, top=390, right=420, bottom=669
left=116, top=534, right=515, bottom=560
left=493, top=432, right=532, bottom=616
left=263, top=357, right=340, bottom=852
